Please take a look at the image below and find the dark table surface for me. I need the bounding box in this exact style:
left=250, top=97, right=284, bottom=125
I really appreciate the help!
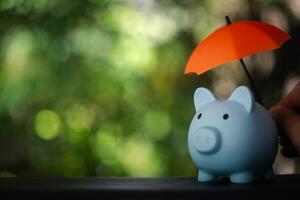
left=0, top=175, right=299, bottom=199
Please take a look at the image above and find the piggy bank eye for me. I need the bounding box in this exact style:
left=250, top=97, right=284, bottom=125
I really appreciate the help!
left=197, top=113, right=202, bottom=119
left=223, top=113, right=229, bottom=120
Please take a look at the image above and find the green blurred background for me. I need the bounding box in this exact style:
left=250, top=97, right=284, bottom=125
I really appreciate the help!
left=0, top=0, right=300, bottom=177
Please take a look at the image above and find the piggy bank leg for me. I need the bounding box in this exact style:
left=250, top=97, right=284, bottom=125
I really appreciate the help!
left=263, top=168, right=274, bottom=180
left=198, top=170, right=215, bottom=182
left=230, top=172, right=254, bottom=184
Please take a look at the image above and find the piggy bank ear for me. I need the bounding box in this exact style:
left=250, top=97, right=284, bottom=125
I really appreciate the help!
left=228, top=86, right=255, bottom=113
left=194, top=88, right=216, bottom=112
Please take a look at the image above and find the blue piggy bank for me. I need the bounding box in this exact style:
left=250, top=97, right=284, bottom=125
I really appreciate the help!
left=188, top=86, right=278, bottom=184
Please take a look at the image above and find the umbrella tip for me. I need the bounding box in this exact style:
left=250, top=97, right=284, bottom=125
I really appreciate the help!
left=225, top=16, right=232, bottom=25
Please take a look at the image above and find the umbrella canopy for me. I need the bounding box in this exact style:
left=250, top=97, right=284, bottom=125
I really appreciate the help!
left=184, top=21, right=291, bottom=75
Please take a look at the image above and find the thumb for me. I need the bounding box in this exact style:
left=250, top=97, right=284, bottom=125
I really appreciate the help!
left=270, top=105, right=300, bottom=153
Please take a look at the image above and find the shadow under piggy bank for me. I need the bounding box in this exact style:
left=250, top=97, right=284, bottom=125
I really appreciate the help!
left=187, top=86, right=278, bottom=184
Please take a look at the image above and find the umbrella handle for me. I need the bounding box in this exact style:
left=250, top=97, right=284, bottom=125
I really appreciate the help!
left=225, top=16, right=263, bottom=105
left=239, top=58, right=263, bottom=105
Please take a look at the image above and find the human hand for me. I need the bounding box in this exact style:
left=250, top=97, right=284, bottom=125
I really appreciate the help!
left=270, top=82, right=300, bottom=157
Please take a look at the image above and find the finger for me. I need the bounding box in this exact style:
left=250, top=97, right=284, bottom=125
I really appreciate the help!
left=271, top=106, right=299, bottom=156
left=272, top=106, right=300, bottom=154
left=270, top=106, right=281, bottom=123
left=270, top=106, right=284, bottom=136
left=279, top=81, right=300, bottom=111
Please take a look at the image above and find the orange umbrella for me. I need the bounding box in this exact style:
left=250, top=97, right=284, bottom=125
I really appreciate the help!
left=184, top=16, right=291, bottom=104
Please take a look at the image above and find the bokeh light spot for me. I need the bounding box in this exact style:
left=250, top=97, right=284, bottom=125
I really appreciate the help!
left=120, top=138, right=165, bottom=176
left=35, top=110, right=61, bottom=140
left=110, top=36, right=156, bottom=76
left=65, top=103, right=95, bottom=132
left=3, top=30, right=34, bottom=82
left=91, top=130, right=121, bottom=164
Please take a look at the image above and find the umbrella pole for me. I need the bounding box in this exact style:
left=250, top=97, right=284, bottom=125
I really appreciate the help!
left=225, top=16, right=263, bottom=105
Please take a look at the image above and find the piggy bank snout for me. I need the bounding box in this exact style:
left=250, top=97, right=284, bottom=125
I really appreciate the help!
left=192, top=127, right=221, bottom=154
